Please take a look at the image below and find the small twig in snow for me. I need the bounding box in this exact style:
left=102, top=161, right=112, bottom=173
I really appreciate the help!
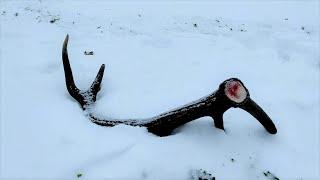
left=263, top=171, right=280, bottom=180
left=84, top=51, right=94, bottom=55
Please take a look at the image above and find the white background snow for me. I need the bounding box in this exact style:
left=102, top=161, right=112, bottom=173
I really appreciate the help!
left=1, top=0, right=319, bottom=179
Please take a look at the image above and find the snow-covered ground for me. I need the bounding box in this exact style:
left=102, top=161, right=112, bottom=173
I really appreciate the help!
left=1, top=0, right=319, bottom=179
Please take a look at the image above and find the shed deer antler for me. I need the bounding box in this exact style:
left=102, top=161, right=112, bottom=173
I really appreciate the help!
left=62, top=35, right=277, bottom=136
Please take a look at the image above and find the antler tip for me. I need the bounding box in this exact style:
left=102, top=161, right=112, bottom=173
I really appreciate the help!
left=99, top=64, right=106, bottom=73
left=65, top=34, right=69, bottom=43
left=63, top=35, right=69, bottom=53
left=269, top=127, right=277, bottom=134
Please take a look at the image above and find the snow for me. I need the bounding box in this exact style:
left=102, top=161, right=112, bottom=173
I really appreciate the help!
left=1, top=0, right=319, bottom=179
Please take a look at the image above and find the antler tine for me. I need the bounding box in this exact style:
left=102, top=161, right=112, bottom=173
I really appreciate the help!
left=89, top=64, right=105, bottom=101
left=62, top=35, right=80, bottom=97
left=62, top=35, right=85, bottom=106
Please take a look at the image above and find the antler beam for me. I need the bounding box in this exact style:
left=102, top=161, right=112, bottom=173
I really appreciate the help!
left=62, top=35, right=277, bottom=137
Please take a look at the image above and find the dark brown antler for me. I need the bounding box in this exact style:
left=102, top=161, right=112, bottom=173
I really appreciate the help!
left=62, top=35, right=277, bottom=137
